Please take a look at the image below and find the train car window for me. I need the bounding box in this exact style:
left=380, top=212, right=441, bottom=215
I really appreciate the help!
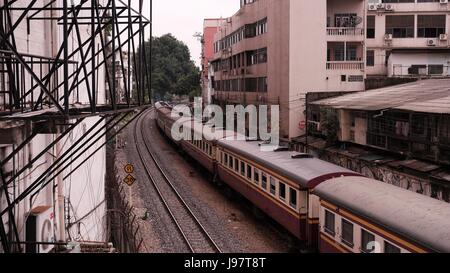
left=254, top=169, right=260, bottom=184
left=384, top=242, right=401, bottom=254
left=241, top=162, right=245, bottom=176
left=270, top=177, right=276, bottom=195
left=361, top=229, right=376, bottom=253
left=224, top=154, right=228, bottom=165
left=234, top=158, right=239, bottom=172
left=247, top=165, right=252, bottom=180
left=229, top=156, right=234, bottom=169
left=341, top=219, right=354, bottom=247
left=289, top=188, right=297, bottom=209
left=209, top=145, right=212, bottom=156
left=261, top=173, right=268, bottom=190
left=324, top=210, right=335, bottom=236
left=279, top=182, right=286, bottom=200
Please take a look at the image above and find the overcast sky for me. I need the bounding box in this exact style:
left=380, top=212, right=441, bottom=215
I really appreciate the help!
left=131, top=0, right=240, bottom=67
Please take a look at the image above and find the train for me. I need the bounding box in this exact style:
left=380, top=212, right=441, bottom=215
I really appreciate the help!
left=154, top=102, right=450, bottom=253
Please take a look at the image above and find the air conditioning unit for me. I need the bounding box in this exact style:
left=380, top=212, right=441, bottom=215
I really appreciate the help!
left=385, top=4, right=394, bottom=11
left=427, top=39, right=437, bottom=46
left=418, top=67, right=428, bottom=75
left=368, top=4, right=377, bottom=11
left=440, top=33, right=448, bottom=41
left=26, top=206, right=56, bottom=253
left=384, top=34, right=393, bottom=41
left=377, top=3, right=385, bottom=9
left=440, top=0, right=448, bottom=4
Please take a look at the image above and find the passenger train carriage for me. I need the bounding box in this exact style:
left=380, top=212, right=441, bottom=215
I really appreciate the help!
left=154, top=102, right=450, bottom=253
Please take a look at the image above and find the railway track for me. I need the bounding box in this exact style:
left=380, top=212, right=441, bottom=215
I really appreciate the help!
left=133, top=108, right=222, bottom=253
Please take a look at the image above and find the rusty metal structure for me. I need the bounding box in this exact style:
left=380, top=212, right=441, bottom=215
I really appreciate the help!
left=0, top=0, right=152, bottom=253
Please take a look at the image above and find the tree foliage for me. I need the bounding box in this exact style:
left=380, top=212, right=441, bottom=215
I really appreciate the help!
left=138, top=34, right=201, bottom=101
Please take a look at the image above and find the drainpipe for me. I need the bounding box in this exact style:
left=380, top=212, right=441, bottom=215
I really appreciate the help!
left=56, top=140, right=66, bottom=243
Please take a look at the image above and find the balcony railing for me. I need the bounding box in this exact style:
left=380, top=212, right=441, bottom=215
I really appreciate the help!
left=326, top=61, right=364, bottom=70
left=392, top=65, right=450, bottom=78
left=327, top=27, right=364, bottom=36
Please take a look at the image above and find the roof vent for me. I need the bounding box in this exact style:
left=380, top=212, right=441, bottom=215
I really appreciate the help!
left=291, top=152, right=314, bottom=159
left=274, top=145, right=290, bottom=152
left=258, top=140, right=272, bottom=146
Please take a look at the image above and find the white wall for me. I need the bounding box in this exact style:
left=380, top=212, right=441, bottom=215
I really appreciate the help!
left=0, top=0, right=108, bottom=248
left=388, top=52, right=450, bottom=77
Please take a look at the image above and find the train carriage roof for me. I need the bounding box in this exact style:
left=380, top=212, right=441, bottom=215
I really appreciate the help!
left=218, top=139, right=358, bottom=188
left=180, top=119, right=239, bottom=141
left=315, top=176, right=450, bottom=253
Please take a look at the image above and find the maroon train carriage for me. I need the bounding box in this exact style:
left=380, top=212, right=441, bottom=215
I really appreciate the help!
left=216, top=139, right=359, bottom=246
left=179, top=119, right=237, bottom=173
left=314, top=176, right=450, bottom=253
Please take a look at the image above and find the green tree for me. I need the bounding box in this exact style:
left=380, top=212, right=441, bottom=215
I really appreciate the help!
left=137, top=33, right=201, bottom=101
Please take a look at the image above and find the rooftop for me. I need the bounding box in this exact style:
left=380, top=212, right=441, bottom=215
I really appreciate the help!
left=312, top=79, right=450, bottom=114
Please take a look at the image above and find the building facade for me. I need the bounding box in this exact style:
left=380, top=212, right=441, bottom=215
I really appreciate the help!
left=367, top=0, right=450, bottom=78
left=205, top=0, right=450, bottom=140
left=201, top=19, right=226, bottom=105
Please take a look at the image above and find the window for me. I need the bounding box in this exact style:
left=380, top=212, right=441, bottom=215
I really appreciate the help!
left=324, top=210, right=335, bottom=236
left=341, top=219, right=354, bottom=247
left=224, top=154, right=228, bottom=165
left=367, top=50, right=375, bottom=67
left=386, top=15, right=414, bottom=38
left=289, top=188, right=297, bottom=209
left=240, top=161, right=245, bottom=176
left=361, top=230, right=376, bottom=253
left=384, top=241, right=401, bottom=254
left=367, top=16, right=375, bottom=39
left=261, top=173, right=267, bottom=190
left=346, top=45, right=357, bottom=61
left=247, top=165, right=252, bottom=180
left=235, top=158, right=239, bottom=172
left=254, top=169, right=260, bottom=184
left=417, top=15, right=446, bottom=38
left=269, top=177, right=276, bottom=195
left=229, top=156, right=234, bottom=169
left=429, top=64, right=444, bottom=75
left=279, top=182, right=286, bottom=200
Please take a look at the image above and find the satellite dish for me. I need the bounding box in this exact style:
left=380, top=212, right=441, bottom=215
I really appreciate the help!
left=352, top=16, right=363, bottom=26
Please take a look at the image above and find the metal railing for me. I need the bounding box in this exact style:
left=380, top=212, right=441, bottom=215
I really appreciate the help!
left=326, top=61, right=365, bottom=70
left=327, top=27, right=364, bottom=36
left=392, top=65, right=450, bottom=78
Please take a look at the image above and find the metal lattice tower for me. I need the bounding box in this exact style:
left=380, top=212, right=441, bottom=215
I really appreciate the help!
left=0, top=0, right=152, bottom=253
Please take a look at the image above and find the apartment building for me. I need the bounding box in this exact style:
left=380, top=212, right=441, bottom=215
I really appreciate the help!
left=201, top=19, right=226, bottom=105
left=209, top=0, right=366, bottom=140
left=205, top=0, right=450, bottom=140
left=367, top=0, right=450, bottom=78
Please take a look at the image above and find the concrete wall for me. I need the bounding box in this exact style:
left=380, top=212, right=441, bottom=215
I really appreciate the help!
left=289, top=0, right=328, bottom=138
left=388, top=52, right=450, bottom=77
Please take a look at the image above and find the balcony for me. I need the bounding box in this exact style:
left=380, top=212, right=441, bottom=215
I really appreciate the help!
left=327, top=27, right=364, bottom=36
left=326, top=61, right=364, bottom=70
left=327, top=27, right=365, bottom=42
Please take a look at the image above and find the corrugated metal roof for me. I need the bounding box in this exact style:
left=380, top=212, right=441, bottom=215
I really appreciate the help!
left=314, top=177, right=450, bottom=253
left=312, top=79, right=450, bottom=114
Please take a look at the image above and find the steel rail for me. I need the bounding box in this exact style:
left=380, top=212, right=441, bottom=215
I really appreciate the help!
left=133, top=109, right=222, bottom=253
